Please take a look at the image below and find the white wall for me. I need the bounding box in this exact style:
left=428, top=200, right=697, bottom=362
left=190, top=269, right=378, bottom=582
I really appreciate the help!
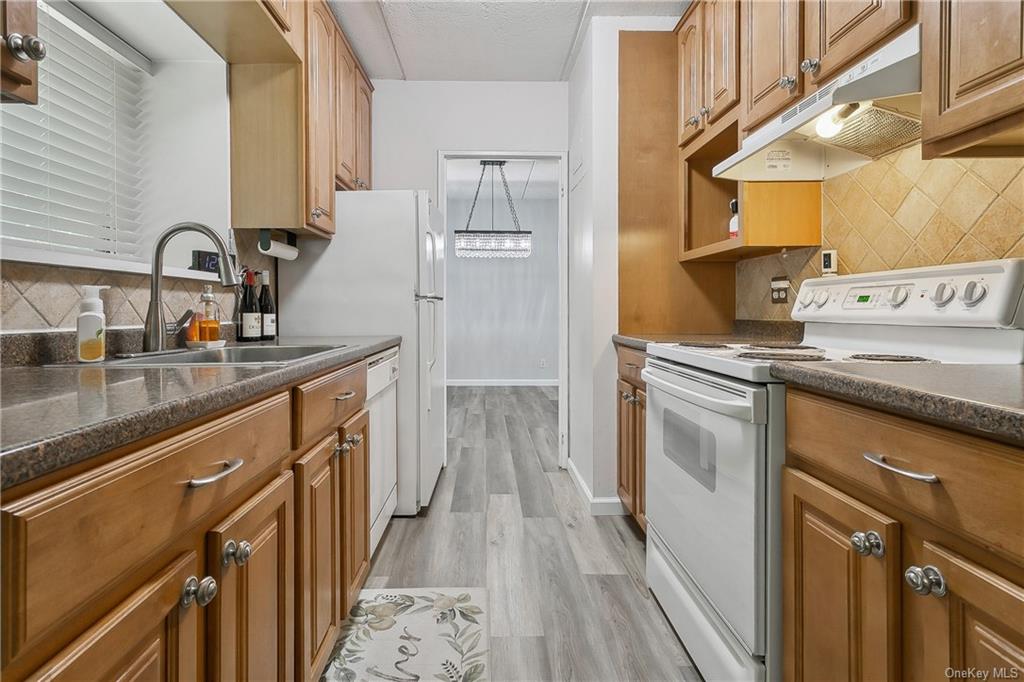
left=445, top=193, right=560, bottom=384
left=371, top=80, right=569, bottom=194
left=567, top=17, right=678, bottom=510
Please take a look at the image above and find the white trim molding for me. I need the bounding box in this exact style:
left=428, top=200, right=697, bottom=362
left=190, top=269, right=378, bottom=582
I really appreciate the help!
left=567, top=457, right=626, bottom=516
left=446, top=379, right=559, bottom=387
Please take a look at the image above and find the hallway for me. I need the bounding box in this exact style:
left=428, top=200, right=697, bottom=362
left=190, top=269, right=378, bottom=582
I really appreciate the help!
left=363, top=387, right=700, bottom=681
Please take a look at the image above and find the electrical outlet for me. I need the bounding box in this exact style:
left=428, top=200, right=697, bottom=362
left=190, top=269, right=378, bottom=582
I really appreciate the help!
left=771, top=276, right=789, bottom=304
left=821, top=249, right=838, bottom=275
left=539, top=358, right=548, bottom=369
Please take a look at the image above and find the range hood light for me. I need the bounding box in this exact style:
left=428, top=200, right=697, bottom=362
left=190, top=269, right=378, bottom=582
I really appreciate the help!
left=815, top=103, right=863, bottom=139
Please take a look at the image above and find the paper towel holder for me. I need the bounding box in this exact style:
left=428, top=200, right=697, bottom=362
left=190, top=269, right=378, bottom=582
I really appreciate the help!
left=258, top=229, right=299, bottom=261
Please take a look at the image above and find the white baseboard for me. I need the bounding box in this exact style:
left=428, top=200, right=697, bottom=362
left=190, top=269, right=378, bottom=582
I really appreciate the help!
left=446, top=379, right=559, bottom=387
left=566, top=457, right=627, bottom=516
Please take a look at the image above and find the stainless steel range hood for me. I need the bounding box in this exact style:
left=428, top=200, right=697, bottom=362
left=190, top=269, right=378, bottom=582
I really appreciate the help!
left=714, top=26, right=922, bottom=181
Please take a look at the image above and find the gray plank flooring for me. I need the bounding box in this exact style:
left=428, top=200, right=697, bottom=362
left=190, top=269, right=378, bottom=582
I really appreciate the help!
left=368, top=386, right=700, bottom=682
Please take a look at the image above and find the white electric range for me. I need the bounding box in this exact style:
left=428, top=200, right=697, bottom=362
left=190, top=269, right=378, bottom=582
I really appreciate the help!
left=642, top=259, right=1024, bottom=682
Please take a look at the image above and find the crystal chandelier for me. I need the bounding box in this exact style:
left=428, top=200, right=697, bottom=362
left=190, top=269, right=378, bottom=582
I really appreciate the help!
left=454, top=160, right=533, bottom=258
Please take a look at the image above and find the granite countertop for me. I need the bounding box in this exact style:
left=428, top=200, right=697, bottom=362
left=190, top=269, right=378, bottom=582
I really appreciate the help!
left=613, top=320, right=804, bottom=351
left=0, top=335, right=401, bottom=490
left=770, top=362, right=1024, bottom=447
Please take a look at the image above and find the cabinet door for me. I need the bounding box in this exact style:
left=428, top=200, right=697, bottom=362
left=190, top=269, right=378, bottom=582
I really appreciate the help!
left=335, top=32, right=357, bottom=190
left=677, top=5, right=705, bottom=146
left=340, top=409, right=370, bottom=611
left=921, top=0, right=1024, bottom=147
left=1, top=0, right=40, bottom=104
left=913, top=541, right=1024, bottom=679
left=294, top=433, right=344, bottom=682
left=616, top=379, right=636, bottom=515
left=803, top=0, right=912, bottom=86
left=355, top=70, right=373, bottom=190
left=742, top=0, right=803, bottom=131
left=703, top=0, right=740, bottom=124
left=782, top=468, right=901, bottom=681
left=634, top=388, right=647, bottom=532
left=206, top=473, right=294, bottom=681
left=27, top=552, right=201, bottom=681
left=305, top=0, right=335, bottom=234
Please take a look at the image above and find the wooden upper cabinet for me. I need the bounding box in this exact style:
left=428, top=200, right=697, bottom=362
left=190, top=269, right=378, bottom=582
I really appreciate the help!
left=782, top=468, right=901, bottom=682
left=914, top=541, right=1024, bottom=679
left=27, top=553, right=201, bottom=681
left=295, top=434, right=344, bottom=682
left=206, top=473, right=295, bottom=682
left=305, top=0, right=336, bottom=234
left=1, top=0, right=42, bottom=104
left=742, top=0, right=803, bottom=131
left=355, top=70, right=373, bottom=190
left=921, top=0, right=1024, bottom=157
left=335, top=33, right=358, bottom=190
left=340, top=409, right=370, bottom=611
left=803, top=0, right=912, bottom=86
left=703, top=0, right=739, bottom=125
left=677, top=5, right=705, bottom=146
left=616, top=379, right=636, bottom=515
left=263, top=0, right=304, bottom=57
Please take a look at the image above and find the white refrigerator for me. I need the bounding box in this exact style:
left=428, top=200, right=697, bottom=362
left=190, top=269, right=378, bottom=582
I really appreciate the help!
left=278, top=190, right=446, bottom=515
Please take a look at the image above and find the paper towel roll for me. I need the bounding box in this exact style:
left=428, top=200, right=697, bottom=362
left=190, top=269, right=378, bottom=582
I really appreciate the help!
left=257, top=238, right=299, bottom=261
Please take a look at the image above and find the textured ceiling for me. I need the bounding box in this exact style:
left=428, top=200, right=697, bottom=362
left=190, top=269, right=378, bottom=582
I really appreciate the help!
left=446, top=159, right=560, bottom=200
left=328, top=0, right=686, bottom=81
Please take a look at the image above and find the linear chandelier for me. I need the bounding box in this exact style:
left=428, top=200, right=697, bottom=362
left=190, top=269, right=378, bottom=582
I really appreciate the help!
left=454, top=160, right=533, bottom=258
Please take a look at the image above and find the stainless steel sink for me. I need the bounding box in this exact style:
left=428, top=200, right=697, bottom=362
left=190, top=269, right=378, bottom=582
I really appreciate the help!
left=99, top=345, right=346, bottom=368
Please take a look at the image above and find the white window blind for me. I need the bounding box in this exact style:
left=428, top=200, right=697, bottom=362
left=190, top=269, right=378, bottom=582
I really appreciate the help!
left=1, top=2, right=148, bottom=261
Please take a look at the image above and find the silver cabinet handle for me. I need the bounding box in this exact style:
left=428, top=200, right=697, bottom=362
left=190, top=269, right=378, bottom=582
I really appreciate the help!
left=863, top=453, right=939, bottom=484
left=222, top=539, right=253, bottom=566
left=621, top=391, right=632, bottom=402
left=699, top=106, right=710, bottom=118
left=311, top=207, right=327, bottom=219
left=339, top=442, right=351, bottom=457
left=905, top=565, right=947, bottom=597
left=347, top=433, right=363, bottom=446
left=180, top=575, right=218, bottom=608
left=800, top=58, right=820, bottom=74
left=333, top=442, right=344, bottom=458
left=5, top=33, right=47, bottom=62
left=187, top=458, right=244, bottom=488
left=685, top=115, right=700, bottom=127
left=850, top=530, right=885, bottom=557
left=778, top=75, right=797, bottom=90
left=334, top=390, right=357, bottom=402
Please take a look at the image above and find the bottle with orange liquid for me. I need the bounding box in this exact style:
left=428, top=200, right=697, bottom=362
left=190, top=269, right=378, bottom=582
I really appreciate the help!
left=189, top=285, right=223, bottom=343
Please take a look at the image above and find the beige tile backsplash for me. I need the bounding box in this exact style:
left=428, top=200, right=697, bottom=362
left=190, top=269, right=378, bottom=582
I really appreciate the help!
left=736, top=145, right=1024, bottom=321
left=0, top=230, right=274, bottom=332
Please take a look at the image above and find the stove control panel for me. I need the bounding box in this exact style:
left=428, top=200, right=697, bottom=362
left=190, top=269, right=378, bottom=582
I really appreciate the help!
left=793, top=259, right=1024, bottom=328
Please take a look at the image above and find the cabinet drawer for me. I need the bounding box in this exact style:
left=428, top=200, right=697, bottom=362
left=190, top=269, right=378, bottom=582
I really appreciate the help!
left=293, top=361, right=367, bottom=447
left=786, top=391, right=1024, bottom=562
left=1, top=392, right=291, bottom=664
left=617, top=346, right=647, bottom=388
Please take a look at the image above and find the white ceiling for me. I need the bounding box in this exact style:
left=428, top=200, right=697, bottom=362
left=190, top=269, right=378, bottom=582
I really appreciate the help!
left=328, top=0, right=686, bottom=81
left=446, top=158, right=560, bottom=201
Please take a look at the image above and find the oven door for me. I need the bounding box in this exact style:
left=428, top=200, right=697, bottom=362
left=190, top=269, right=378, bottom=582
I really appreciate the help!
left=642, top=359, right=768, bottom=656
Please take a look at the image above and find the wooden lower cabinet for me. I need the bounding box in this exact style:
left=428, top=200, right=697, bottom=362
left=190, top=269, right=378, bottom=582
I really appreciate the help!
left=341, top=409, right=371, bottom=611
left=295, top=433, right=344, bottom=681
left=616, top=378, right=637, bottom=516
left=782, top=468, right=901, bottom=681
left=615, top=348, right=647, bottom=532
left=206, top=472, right=295, bottom=681
left=27, top=552, right=201, bottom=681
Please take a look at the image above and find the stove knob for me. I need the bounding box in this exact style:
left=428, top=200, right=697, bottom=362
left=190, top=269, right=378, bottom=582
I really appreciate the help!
left=813, top=289, right=830, bottom=308
left=799, top=290, right=814, bottom=307
left=930, top=282, right=956, bottom=308
left=959, top=280, right=987, bottom=308
left=888, top=286, right=910, bottom=308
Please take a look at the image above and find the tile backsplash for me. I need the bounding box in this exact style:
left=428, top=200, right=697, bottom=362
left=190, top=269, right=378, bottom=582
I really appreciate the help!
left=1, top=230, right=274, bottom=332
left=737, top=145, right=1024, bottom=321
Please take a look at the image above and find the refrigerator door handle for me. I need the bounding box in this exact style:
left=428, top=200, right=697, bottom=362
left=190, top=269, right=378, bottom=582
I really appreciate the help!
left=428, top=299, right=438, bottom=371
left=425, top=230, right=437, bottom=294
left=415, top=293, right=443, bottom=301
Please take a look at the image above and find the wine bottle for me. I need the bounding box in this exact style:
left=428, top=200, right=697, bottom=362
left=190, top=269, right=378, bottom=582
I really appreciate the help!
left=259, top=270, right=277, bottom=341
left=235, top=269, right=247, bottom=343
left=240, top=270, right=262, bottom=342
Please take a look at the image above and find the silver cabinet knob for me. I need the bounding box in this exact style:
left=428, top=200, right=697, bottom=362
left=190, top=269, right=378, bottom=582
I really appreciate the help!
left=347, top=433, right=364, bottom=446
left=333, top=442, right=344, bottom=458
left=699, top=106, right=710, bottom=118
left=311, top=207, right=326, bottom=219
left=223, top=539, right=254, bottom=566
left=850, top=530, right=885, bottom=557
left=778, top=75, right=797, bottom=90
left=959, top=280, right=987, bottom=307
left=339, top=442, right=352, bottom=457
left=905, top=565, right=947, bottom=597
left=685, top=115, right=700, bottom=127
left=800, top=58, right=820, bottom=74
left=5, top=33, right=47, bottom=62
left=181, top=575, right=218, bottom=608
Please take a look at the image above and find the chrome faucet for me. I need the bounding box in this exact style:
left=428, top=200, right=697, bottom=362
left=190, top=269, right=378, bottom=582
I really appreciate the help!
left=144, top=222, right=242, bottom=352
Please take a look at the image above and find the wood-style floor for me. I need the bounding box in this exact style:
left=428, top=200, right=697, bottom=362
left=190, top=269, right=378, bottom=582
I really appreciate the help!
left=367, top=386, right=701, bottom=682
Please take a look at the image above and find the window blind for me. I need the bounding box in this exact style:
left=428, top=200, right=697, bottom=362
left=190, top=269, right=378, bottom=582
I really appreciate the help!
left=1, top=2, right=148, bottom=261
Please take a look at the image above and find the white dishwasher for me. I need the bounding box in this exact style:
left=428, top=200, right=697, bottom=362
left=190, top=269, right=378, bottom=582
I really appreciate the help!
left=367, top=348, right=400, bottom=555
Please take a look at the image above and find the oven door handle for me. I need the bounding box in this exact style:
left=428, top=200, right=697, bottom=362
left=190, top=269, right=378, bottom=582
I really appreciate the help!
left=642, top=368, right=758, bottom=422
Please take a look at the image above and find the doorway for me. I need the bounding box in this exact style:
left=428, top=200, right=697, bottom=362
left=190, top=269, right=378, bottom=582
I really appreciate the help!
left=437, top=151, right=569, bottom=469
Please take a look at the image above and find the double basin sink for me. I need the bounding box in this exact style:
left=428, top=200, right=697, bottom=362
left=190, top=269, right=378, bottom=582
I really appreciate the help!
left=95, top=344, right=347, bottom=368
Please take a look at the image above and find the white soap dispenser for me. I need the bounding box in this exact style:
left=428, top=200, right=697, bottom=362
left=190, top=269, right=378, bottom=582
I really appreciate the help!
left=77, top=285, right=110, bottom=363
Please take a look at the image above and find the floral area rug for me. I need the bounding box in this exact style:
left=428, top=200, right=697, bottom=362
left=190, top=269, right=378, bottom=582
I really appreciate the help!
left=322, top=589, right=489, bottom=682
